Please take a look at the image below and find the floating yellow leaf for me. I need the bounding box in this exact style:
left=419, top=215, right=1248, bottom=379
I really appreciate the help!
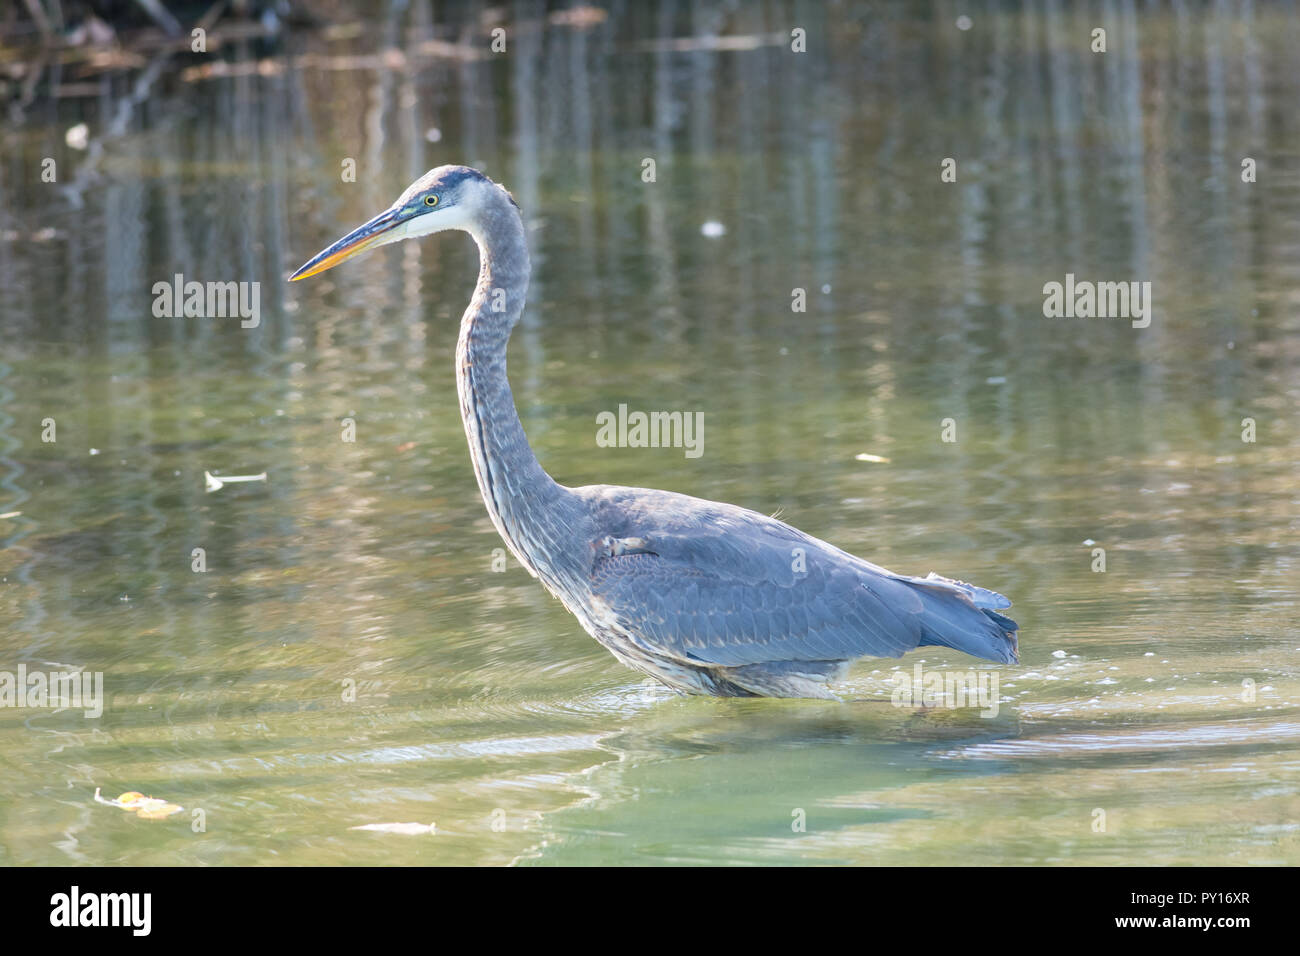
left=94, top=787, right=184, bottom=819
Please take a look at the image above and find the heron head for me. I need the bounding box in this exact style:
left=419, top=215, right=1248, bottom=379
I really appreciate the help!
left=289, top=165, right=502, bottom=281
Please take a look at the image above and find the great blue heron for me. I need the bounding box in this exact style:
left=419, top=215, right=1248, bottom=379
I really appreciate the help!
left=291, top=166, right=1019, bottom=698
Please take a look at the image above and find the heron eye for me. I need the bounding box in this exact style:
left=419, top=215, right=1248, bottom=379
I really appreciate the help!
left=424, top=195, right=439, bottom=207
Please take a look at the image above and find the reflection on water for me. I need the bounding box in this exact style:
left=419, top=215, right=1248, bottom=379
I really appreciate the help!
left=1, top=1, right=1298, bottom=865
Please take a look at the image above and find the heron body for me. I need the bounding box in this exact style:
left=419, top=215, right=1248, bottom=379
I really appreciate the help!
left=292, top=165, right=1019, bottom=698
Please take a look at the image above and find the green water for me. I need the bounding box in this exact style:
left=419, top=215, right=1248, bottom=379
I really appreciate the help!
left=1, top=2, right=1298, bottom=865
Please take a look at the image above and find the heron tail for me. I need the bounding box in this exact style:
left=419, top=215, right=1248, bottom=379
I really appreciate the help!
left=905, top=572, right=1020, bottom=664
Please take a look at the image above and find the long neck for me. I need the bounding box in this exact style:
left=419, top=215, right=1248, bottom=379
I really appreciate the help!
left=455, top=193, right=581, bottom=583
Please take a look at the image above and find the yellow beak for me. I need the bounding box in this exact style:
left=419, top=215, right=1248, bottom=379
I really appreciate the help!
left=289, top=207, right=404, bottom=281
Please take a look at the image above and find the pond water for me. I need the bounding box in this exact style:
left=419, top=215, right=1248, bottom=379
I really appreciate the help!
left=1, top=1, right=1297, bottom=865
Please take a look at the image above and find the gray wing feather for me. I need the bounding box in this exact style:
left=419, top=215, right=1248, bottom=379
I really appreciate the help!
left=581, top=487, right=1017, bottom=669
